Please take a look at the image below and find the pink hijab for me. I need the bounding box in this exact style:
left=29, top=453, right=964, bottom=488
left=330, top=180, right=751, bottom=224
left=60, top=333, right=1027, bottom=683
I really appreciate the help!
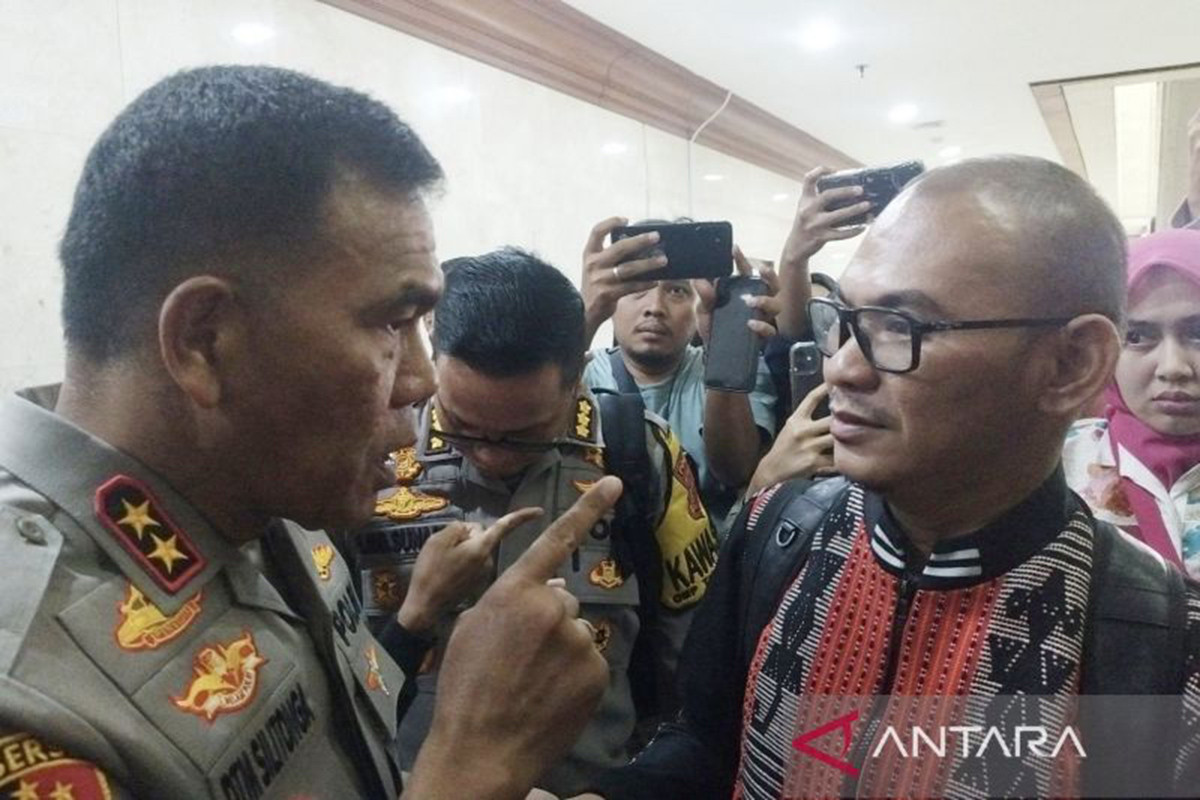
left=1104, top=229, right=1200, bottom=567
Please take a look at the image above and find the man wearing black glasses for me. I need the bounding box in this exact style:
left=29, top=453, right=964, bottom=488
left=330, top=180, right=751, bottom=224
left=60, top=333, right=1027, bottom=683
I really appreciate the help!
left=579, top=155, right=1200, bottom=800
left=347, top=248, right=719, bottom=796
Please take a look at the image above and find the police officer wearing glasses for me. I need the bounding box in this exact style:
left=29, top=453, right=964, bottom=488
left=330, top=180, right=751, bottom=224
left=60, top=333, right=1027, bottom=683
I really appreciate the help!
left=347, top=248, right=720, bottom=796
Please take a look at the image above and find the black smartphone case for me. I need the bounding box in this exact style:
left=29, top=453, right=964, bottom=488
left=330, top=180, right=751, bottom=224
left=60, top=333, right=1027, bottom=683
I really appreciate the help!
left=705, top=276, right=767, bottom=392
left=612, top=221, right=733, bottom=281
left=815, top=160, right=924, bottom=228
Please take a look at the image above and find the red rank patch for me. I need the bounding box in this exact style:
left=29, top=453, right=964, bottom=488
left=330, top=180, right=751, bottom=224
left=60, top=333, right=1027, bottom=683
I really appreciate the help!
left=94, top=475, right=206, bottom=594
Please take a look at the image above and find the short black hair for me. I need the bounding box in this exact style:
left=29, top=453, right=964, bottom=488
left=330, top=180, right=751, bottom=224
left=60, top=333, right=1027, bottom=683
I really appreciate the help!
left=60, top=65, right=443, bottom=360
left=434, top=248, right=585, bottom=385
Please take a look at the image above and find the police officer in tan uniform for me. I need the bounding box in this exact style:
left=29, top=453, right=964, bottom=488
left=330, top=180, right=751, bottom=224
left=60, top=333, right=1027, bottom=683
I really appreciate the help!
left=348, top=250, right=721, bottom=796
left=0, top=66, right=614, bottom=800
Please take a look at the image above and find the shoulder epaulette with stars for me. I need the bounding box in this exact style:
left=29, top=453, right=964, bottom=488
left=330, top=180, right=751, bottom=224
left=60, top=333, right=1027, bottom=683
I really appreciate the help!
left=572, top=396, right=597, bottom=444
left=424, top=406, right=449, bottom=455
left=94, top=475, right=206, bottom=594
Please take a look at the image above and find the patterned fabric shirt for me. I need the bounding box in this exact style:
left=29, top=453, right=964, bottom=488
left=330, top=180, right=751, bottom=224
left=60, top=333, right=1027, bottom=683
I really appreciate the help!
left=1064, top=418, right=1200, bottom=579
left=735, top=474, right=1095, bottom=799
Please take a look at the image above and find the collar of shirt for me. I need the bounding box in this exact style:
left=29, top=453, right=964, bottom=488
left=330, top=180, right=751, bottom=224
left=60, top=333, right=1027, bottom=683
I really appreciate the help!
left=1091, top=421, right=1200, bottom=505
left=0, top=388, right=297, bottom=619
left=861, top=467, right=1073, bottom=588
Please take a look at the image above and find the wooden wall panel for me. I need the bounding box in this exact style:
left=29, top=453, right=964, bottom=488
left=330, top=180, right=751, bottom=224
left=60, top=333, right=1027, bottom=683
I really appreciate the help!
left=321, top=0, right=860, bottom=179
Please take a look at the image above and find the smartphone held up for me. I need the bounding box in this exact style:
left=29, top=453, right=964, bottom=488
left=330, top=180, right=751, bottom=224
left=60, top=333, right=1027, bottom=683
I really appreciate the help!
left=816, top=161, right=924, bottom=227
left=790, top=341, right=830, bottom=419
left=610, top=220, right=733, bottom=281
left=705, top=275, right=769, bottom=393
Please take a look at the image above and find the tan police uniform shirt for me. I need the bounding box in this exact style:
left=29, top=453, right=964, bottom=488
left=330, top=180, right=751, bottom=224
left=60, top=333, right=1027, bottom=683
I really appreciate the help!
left=350, top=391, right=720, bottom=796
left=0, top=388, right=406, bottom=800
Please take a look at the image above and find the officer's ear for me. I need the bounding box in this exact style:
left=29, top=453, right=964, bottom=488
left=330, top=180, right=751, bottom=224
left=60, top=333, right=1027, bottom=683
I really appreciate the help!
left=158, top=276, right=244, bottom=409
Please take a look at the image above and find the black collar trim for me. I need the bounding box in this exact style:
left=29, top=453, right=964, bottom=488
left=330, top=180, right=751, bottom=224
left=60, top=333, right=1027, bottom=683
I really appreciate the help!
left=863, top=467, right=1073, bottom=588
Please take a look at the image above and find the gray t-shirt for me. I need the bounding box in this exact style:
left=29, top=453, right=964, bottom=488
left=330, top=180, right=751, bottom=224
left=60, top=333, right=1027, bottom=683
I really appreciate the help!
left=584, top=345, right=776, bottom=526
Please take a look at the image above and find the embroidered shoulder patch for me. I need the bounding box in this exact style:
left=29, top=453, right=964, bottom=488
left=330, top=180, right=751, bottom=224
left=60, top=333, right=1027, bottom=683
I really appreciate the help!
left=0, top=732, right=113, bottom=800
left=94, top=475, right=206, bottom=594
left=572, top=479, right=598, bottom=494
left=672, top=450, right=705, bottom=521
left=310, top=544, right=336, bottom=581
left=591, top=619, right=612, bottom=653
left=391, top=447, right=423, bottom=483
left=115, top=583, right=203, bottom=652
left=375, top=487, right=449, bottom=521
left=574, top=397, right=596, bottom=442
left=589, top=557, right=625, bottom=589
left=171, top=630, right=267, bottom=722
left=364, top=644, right=390, bottom=696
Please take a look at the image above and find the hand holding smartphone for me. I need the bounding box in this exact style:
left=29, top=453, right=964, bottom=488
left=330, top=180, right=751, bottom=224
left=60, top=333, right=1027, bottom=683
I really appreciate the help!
left=815, top=161, right=924, bottom=228
left=610, top=221, right=733, bottom=281
left=704, top=275, right=768, bottom=392
left=789, top=341, right=830, bottom=419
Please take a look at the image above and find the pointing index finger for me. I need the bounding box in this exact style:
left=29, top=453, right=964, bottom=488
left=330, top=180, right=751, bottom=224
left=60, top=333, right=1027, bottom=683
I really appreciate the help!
left=503, top=476, right=623, bottom=584
left=475, top=506, right=544, bottom=552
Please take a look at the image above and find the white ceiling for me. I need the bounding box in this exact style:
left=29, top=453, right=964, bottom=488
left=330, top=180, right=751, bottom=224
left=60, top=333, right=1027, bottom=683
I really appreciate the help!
left=563, top=1, right=1200, bottom=173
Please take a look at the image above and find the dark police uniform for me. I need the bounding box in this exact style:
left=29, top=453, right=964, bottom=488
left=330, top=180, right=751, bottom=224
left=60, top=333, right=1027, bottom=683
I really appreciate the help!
left=350, top=391, right=720, bottom=796
left=0, top=388, right=406, bottom=799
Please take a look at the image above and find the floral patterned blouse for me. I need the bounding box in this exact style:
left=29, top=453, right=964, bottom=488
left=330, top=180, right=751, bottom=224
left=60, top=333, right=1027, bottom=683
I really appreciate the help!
left=1063, top=418, right=1200, bottom=579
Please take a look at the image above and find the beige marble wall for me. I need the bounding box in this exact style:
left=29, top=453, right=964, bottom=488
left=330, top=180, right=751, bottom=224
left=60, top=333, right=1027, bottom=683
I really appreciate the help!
left=0, top=0, right=857, bottom=391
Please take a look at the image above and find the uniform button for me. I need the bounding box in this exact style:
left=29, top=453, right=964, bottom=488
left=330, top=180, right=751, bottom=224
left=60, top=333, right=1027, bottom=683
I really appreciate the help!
left=17, top=516, right=47, bottom=545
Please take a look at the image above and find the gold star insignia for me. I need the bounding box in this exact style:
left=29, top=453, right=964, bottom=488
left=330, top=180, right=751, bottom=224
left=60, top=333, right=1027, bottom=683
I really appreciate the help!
left=117, top=498, right=160, bottom=540
left=148, top=533, right=188, bottom=574
left=13, top=779, right=40, bottom=800
left=49, top=781, right=75, bottom=800
left=575, top=398, right=594, bottom=439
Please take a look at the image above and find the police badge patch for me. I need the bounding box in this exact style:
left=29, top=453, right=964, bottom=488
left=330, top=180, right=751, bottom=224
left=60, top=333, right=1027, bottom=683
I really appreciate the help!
left=588, top=558, right=624, bottom=589
left=364, top=645, right=390, bottom=696
left=172, top=630, right=268, bottom=722
left=391, top=447, right=424, bottom=483
left=115, top=583, right=203, bottom=652
left=375, top=486, right=450, bottom=521
left=591, top=619, right=612, bottom=653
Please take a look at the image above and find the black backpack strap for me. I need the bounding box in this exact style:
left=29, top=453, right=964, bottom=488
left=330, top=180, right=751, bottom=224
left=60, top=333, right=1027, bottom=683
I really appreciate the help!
left=595, top=389, right=663, bottom=716
left=1079, top=517, right=1189, bottom=797
left=736, top=477, right=851, bottom=668
left=595, top=391, right=658, bottom=580
left=608, top=347, right=643, bottom=396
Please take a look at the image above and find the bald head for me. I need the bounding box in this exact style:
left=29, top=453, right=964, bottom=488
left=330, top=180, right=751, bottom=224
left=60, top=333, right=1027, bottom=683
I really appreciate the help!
left=875, top=155, right=1127, bottom=323
left=830, top=155, right=1126, bottom=521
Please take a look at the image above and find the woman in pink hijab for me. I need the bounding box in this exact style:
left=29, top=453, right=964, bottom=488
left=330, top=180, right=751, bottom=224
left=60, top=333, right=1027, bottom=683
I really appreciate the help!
left=1064, top=228, right=1200, bottom=577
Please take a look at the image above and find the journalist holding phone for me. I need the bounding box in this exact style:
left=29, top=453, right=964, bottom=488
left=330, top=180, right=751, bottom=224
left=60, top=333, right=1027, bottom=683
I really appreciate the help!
left=579, top=218, right=780, bottom=529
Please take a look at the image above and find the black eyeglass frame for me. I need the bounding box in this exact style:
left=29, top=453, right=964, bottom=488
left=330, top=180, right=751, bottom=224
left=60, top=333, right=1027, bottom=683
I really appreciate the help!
left=806, top=297, right=1074, bottom=374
